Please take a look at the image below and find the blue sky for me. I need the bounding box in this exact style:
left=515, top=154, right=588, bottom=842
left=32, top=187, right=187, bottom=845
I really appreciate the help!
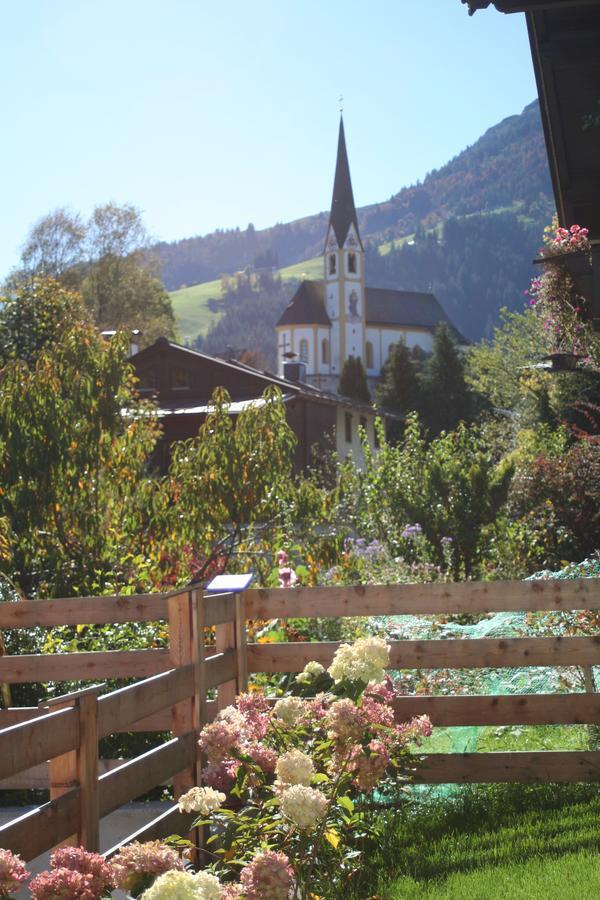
left=0, top=1, right=537, bottom=279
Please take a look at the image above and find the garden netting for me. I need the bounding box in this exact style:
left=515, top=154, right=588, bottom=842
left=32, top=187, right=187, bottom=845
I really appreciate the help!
left=378, top=556, right=600, bottom=795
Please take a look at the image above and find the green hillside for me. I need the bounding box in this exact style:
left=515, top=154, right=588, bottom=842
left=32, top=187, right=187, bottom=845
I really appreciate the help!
left=170, top=255, right=322, bottom=345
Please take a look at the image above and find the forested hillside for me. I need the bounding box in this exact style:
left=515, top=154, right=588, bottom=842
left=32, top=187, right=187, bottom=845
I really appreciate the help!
left=158, top=100, right=552, bottom=292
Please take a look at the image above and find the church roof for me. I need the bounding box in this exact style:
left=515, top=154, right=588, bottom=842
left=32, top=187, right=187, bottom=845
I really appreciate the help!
left=276, top=281, right=331, bottom=327
left=276, top=280, right=468, bottom=343
left=327, top=117, right=362, bottom=250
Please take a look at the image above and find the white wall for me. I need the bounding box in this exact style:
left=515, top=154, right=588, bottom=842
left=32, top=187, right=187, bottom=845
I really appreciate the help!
left=336, top=405, right=377, bottom=470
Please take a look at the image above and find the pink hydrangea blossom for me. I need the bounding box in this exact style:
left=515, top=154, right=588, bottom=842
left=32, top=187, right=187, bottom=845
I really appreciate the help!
left=0, top=848, right=29, bottom=896
left=243, top=741, right=278, bottom=773
left=111, top=840, right=183, bottom=895
left=201, top=759, right=238, bottom=792
left=236, top=692, right=270, bottom=740
left=29, top=867, right=98, bottom=900
left=325, top=699, right=365, bottom=743
left=240, top=851, right=294, bottom=900
left=198, top=719, right=241, bottom=764
left=50, top=848, right=113, bottom=896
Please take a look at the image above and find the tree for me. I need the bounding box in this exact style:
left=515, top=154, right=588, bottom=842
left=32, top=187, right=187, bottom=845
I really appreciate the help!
left=376, top=340, right=421, bottom=413
left=19, top=208, right=85, bottom=286
left=0, top=277, right=159, bottom=597
left=338, top=356, right=371, bottom=404
left=162, top=386, right=297, bottom=580
left=422, top=324, right=471, bottom=435
left=12, top=203, right=175, bottom=347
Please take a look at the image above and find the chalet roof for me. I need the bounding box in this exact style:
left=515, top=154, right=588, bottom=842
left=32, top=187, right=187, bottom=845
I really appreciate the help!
left=327, top=117, right=363, bottom=250
left=131, top=338, right=388, bottom=417
left=275, top=281, right=469, bottom=343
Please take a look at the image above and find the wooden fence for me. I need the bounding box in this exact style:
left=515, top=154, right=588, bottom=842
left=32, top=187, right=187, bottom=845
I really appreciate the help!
left=0, top=578, right=599, bottom=861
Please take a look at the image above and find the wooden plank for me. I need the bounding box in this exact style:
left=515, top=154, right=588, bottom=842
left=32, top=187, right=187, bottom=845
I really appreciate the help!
left=0, top=707, right=78, bottom=780
left=98, top=732, right=197, bottom=818
left=0, top=649, right=171, bottom=683
left=78, top=692, right=99, bottom=851
left=0, top=789, right=80, bottom=861
left=205, top=649, right=237, bottom=691
left=414, top=751, right=600, bottom=784
left=0, top=758, right=123, bottom=791
left=245, top=579, right=600, bottom=620
left=97, top=665, right=194, bottom=737
left=0, top=594, right=170, bottom=629
left=204, top=592, right=236, bottom=627
left=392, top=693, right=600, bottom=726
left=247, top=636, right=600, bottom=673
left=168, top=592, right=198, bottom=799
left=0, top=708, right=39, bottom=727
left=104, top=805, right=197, bottom=858
left=215, top=617, right=237, bottom=710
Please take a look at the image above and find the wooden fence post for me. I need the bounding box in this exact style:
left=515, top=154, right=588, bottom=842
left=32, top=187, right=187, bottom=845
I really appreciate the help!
left=39, top=685, right=100, bottom=851
left=235, top=591, right=248, bottom=695
left=168, top=591, right=199, bottom=799
left=193, top=588, right=208, bottom=729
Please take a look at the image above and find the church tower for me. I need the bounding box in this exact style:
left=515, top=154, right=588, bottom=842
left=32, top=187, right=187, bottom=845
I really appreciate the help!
left=324, top=116, right=366, bottom=379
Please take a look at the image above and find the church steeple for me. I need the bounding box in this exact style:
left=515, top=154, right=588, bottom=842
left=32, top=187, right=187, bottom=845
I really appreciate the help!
left=327, top=116, right=363, bottom=250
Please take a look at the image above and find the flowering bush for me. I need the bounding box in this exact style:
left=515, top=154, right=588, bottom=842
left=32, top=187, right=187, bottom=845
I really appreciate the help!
left=0, top=849, right=28, bottom=897
left=170, top=638, right=431, bottom=897
left=529, top=223, right=593, bottom=357
left=111, top=841, right=184, bottom=897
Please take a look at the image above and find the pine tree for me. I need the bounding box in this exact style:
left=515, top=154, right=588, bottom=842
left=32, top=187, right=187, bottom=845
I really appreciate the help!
left=422, top=323, right=471, bottom=435
left=376, top=340, right=420, bottom=413
left=338, top=355, right=371, bottom=403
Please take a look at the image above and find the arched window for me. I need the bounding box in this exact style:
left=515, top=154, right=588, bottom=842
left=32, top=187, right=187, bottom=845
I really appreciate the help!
left=321, top=338, right=330, bottom=365
left=328, top=254, right=337, bottom=275
left=366, top=341, right=374, bottom=369
left=348, top=252, right=357, bottom=274
left=299, top=338, right=309, bottom=364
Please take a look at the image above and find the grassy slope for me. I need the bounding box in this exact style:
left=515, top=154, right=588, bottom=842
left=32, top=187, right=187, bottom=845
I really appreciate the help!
left=169, top=256, right=322, bottom=345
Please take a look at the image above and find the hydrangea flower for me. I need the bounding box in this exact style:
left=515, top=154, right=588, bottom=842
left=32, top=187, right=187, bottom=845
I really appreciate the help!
left=275, top=749, right=315, bottom=787
left=141, top=870, right=222, bottom=900
left=178, top=786, right=226, bottom=815
left=239, top=852, right=293, bottom=900
left=295, top=660, right=325, bottom=684
left=273, top=695, right=305, bottom=726
left=198, top=720, right=241, bottom=764
left=328, top=636, right=390, bottom=685
left=29, top=867, right=98, bottom=900
left=111, top=841, right=183, bottom=896
left=0, top=849, right=29, bottom=897
left=279, top=784, right=328, bottom=830
left=50, top=847, right=113, bottom=896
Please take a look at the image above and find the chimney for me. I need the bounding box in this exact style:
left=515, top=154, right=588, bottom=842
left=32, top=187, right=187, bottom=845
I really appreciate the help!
left=130, top=330, right=141, bottom=356
left=283, top=360, right=307, bottom=382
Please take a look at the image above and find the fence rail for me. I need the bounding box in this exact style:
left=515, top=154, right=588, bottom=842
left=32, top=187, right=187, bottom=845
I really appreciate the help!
left=0, top=578, right=599, bottom=861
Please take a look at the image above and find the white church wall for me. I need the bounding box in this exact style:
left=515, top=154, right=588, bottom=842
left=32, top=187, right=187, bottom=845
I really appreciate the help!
left=365, top=327, right=380, bottom=375
left=316, top=327, right=331, bottom=375
left=336, top=406, right=377, bottom=470
left=292, top=327, right=315, bottom=372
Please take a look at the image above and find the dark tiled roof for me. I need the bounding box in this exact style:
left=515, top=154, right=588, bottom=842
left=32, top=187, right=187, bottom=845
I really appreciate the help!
left=276, top=281, right=330, bottom=327
left=275, top=280, right=468, bottom=343
left=327, top=117, right=362, bottom=250
left=365, top=287, right=468, bottom=342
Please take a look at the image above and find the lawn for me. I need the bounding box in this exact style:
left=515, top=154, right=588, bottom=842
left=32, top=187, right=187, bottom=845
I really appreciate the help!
left=351, top=783, right=600, bottom=899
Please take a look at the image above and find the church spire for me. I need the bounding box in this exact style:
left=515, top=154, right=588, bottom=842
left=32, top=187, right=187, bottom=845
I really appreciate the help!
left=327, top=116, right=362, bottom=250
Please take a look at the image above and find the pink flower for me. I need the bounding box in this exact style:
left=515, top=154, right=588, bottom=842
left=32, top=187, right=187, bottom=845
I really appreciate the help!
left=201, top=759, right=238, bottom=792
left=111, top=840, right=183, bottom=894
left=0, top=849, right=29, bottom=896
left=50, top=849, right=113, bottom=896
left=240, top=852, right=294, bottom=900
left=275, top=550, right=289, bottom=565
left=198, top=719, right=241, bottom=764
left=278, top=567, right=298, bottom=588
left=236, top=692, right=270, bottom=740
left=243, top=741, right=278, bottom=773
left=29, top=868, right=97, bottom=900
left=326, top=699, right=365, bottom=743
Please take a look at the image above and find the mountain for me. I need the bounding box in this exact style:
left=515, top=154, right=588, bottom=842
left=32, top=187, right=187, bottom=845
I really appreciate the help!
left=157, top=101, right=553, bottom=293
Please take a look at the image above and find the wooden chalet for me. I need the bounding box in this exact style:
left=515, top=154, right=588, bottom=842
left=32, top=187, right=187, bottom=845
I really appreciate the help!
left=131, top=338, right=390, bottom=472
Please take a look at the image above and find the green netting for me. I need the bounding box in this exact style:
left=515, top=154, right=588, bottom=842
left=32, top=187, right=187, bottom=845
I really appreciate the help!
left=378, top=556, right=600, bottom=795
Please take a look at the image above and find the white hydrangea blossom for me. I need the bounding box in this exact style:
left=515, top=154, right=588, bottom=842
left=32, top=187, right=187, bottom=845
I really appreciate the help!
left=275, top=749, right=315, bottom=787
left=296, top=660, right=325, bottom=684
left=141, top=869, right=222, bottom=900
left=177, top=786, right=226, bottom=815
left=217, top=705, right=246, bottom=729
left=273, top=696, right=305, bottom=726
left=279, top=785, right=328, bottom=830
left=328, top=636, right=389, bottom=685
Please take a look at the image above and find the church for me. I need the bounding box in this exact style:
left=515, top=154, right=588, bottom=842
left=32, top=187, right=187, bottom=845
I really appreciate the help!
left=276, top=118, right=467, bottom=393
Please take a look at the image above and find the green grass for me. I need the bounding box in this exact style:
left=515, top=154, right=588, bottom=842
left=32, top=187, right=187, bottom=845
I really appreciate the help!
left=348, top=783, right=600, bottom=899
left=169, top=256, right=322, bottom=345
